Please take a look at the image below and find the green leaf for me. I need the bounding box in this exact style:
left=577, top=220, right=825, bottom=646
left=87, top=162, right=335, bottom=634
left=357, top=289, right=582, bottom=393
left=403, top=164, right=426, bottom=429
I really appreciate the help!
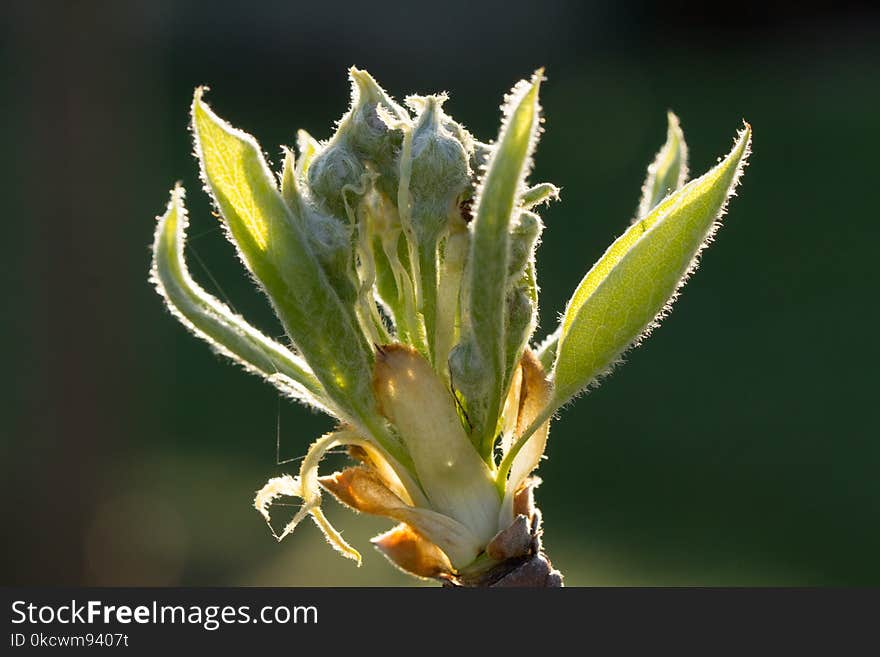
left=279, top=147, right=299, bottom=210
left=150, top=185, right=330, bottom=413
left=190, top=88, right=385, bottom=445
left=532, top=113, right=684, bottom=372
left=552, top=123, right=751, bottom=408
left=637, top=111, right=689, bottom=218
left=521, top=182, right=560, bottom=210
left=453, top=71, right=544, bottom=457
left=295, top=129, right=320, bottom=178
left=534, top=326, right=560, bottom=372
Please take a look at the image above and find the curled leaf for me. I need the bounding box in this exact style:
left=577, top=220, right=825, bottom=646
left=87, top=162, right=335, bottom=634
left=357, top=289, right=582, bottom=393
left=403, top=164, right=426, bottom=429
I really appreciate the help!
left=150, top=186, right=330, bottom=412
left=521, top=182, right=560, bottom=210
left=498, top=349, right=552, bottom=525
left=254, top=427, right=425, bottom=565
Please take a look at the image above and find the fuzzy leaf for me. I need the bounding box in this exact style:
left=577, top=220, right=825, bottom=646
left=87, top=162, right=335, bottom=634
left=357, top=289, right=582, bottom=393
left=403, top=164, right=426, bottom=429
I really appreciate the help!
left=521, top=182, right=560, bottom=210
left=638, top=111, right=689, bottom=218
left=552, top=124, right=751, bottom=408
left=534, top=326, right=560, bottom=373
left=151, top=186, right=330, bottom=412
left=191, top=88, right=380, bottom=440
left=455, top=71, right=543, bottom=456
left=295, top=129, right=321, bottom=178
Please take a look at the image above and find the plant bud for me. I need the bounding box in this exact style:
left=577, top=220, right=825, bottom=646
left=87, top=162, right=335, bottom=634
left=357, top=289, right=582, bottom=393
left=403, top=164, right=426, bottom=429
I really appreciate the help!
left=345, top=68, right=408, bottom=161
left=301, top=205, right=357, bottom=304
left=341, top=68, right=409, bottom=202
left=507, top=210, right=543, bottom=286
left=306, top=141, right=365, bottom=219
left=448, top=337, right=491, bottom=436
left=504, top=284, right=536, bottom=383
left=407, top=94, right=475, bottom=158
left=407, top=95, right=471, bottom=243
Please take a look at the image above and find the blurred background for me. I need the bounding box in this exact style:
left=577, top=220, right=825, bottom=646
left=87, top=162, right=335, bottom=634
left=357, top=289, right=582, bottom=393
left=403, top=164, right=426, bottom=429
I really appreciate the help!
left=2, top=0, right=878, bottom=586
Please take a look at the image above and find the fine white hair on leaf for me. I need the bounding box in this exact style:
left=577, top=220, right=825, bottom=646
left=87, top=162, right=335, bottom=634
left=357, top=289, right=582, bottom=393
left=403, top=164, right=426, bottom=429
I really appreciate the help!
left=150, top=185, right=334, bottom=415
left=500, top=124, right=751, bottom=483
left=188, top=88, right=313, bottom=347
left=534, top=324, right=562, bottom=371
left=470, top=69, right=545, bottom=219
left=635, top=110, right=690, bottom=222
left=555, top=123, right=752, bottom=405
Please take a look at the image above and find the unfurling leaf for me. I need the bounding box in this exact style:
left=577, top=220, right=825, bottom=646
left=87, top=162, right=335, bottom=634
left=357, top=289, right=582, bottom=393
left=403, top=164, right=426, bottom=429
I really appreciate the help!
left=521, top=182, right=560, bottom=210
left=552, top=124, right=751, bottom=409
left=452, top=70, right=544, bottom=457
left=637, top=111, right=689, bottom=218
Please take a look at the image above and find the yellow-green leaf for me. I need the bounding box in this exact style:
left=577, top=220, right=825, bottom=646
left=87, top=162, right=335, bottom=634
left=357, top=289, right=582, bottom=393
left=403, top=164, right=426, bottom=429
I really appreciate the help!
left=150, top=185, right=330, bottom=412
left=191, top=88, right=383, bottom=446
left=638, top=111, right=689, bottom=218
left=552, top=124, right=751, bottom=408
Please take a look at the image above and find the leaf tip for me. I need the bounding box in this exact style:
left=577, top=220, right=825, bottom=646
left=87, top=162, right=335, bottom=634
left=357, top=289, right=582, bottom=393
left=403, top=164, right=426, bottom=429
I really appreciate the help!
left=191, top=85, right=210, bottom=113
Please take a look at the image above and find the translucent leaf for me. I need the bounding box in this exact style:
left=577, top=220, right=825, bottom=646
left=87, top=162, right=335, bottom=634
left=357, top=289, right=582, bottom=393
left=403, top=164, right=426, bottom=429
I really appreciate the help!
left=521, top=182, right=560, bottom=210
left=295, top=129, right=320, bottom=178
left=279, top=148, right=299, bottom=210
left=191, top=89, right=385, bottom=446
left=454, top=71, right=544, bottom=456
left=532, top=113, right=683, bottom=374
left=553, top=124, right=751, bottom=408
left=637, top=111, right=689, bottom=218
left=150, top=186, right=330, bottom=413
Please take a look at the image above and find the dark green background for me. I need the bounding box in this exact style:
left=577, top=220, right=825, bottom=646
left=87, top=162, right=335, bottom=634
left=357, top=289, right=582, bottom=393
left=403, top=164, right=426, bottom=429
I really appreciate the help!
left=3, top=1, right=878, bottom=585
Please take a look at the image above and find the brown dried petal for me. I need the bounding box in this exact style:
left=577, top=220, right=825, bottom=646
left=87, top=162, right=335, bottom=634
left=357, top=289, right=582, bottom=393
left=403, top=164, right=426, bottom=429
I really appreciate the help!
left=516, top=348, right=552, bottom=436
left=372, top=523, right=454, bottom=579
left=319, top=465, right=484, bottom=567
left=319, top=466, right=405, bottom=516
